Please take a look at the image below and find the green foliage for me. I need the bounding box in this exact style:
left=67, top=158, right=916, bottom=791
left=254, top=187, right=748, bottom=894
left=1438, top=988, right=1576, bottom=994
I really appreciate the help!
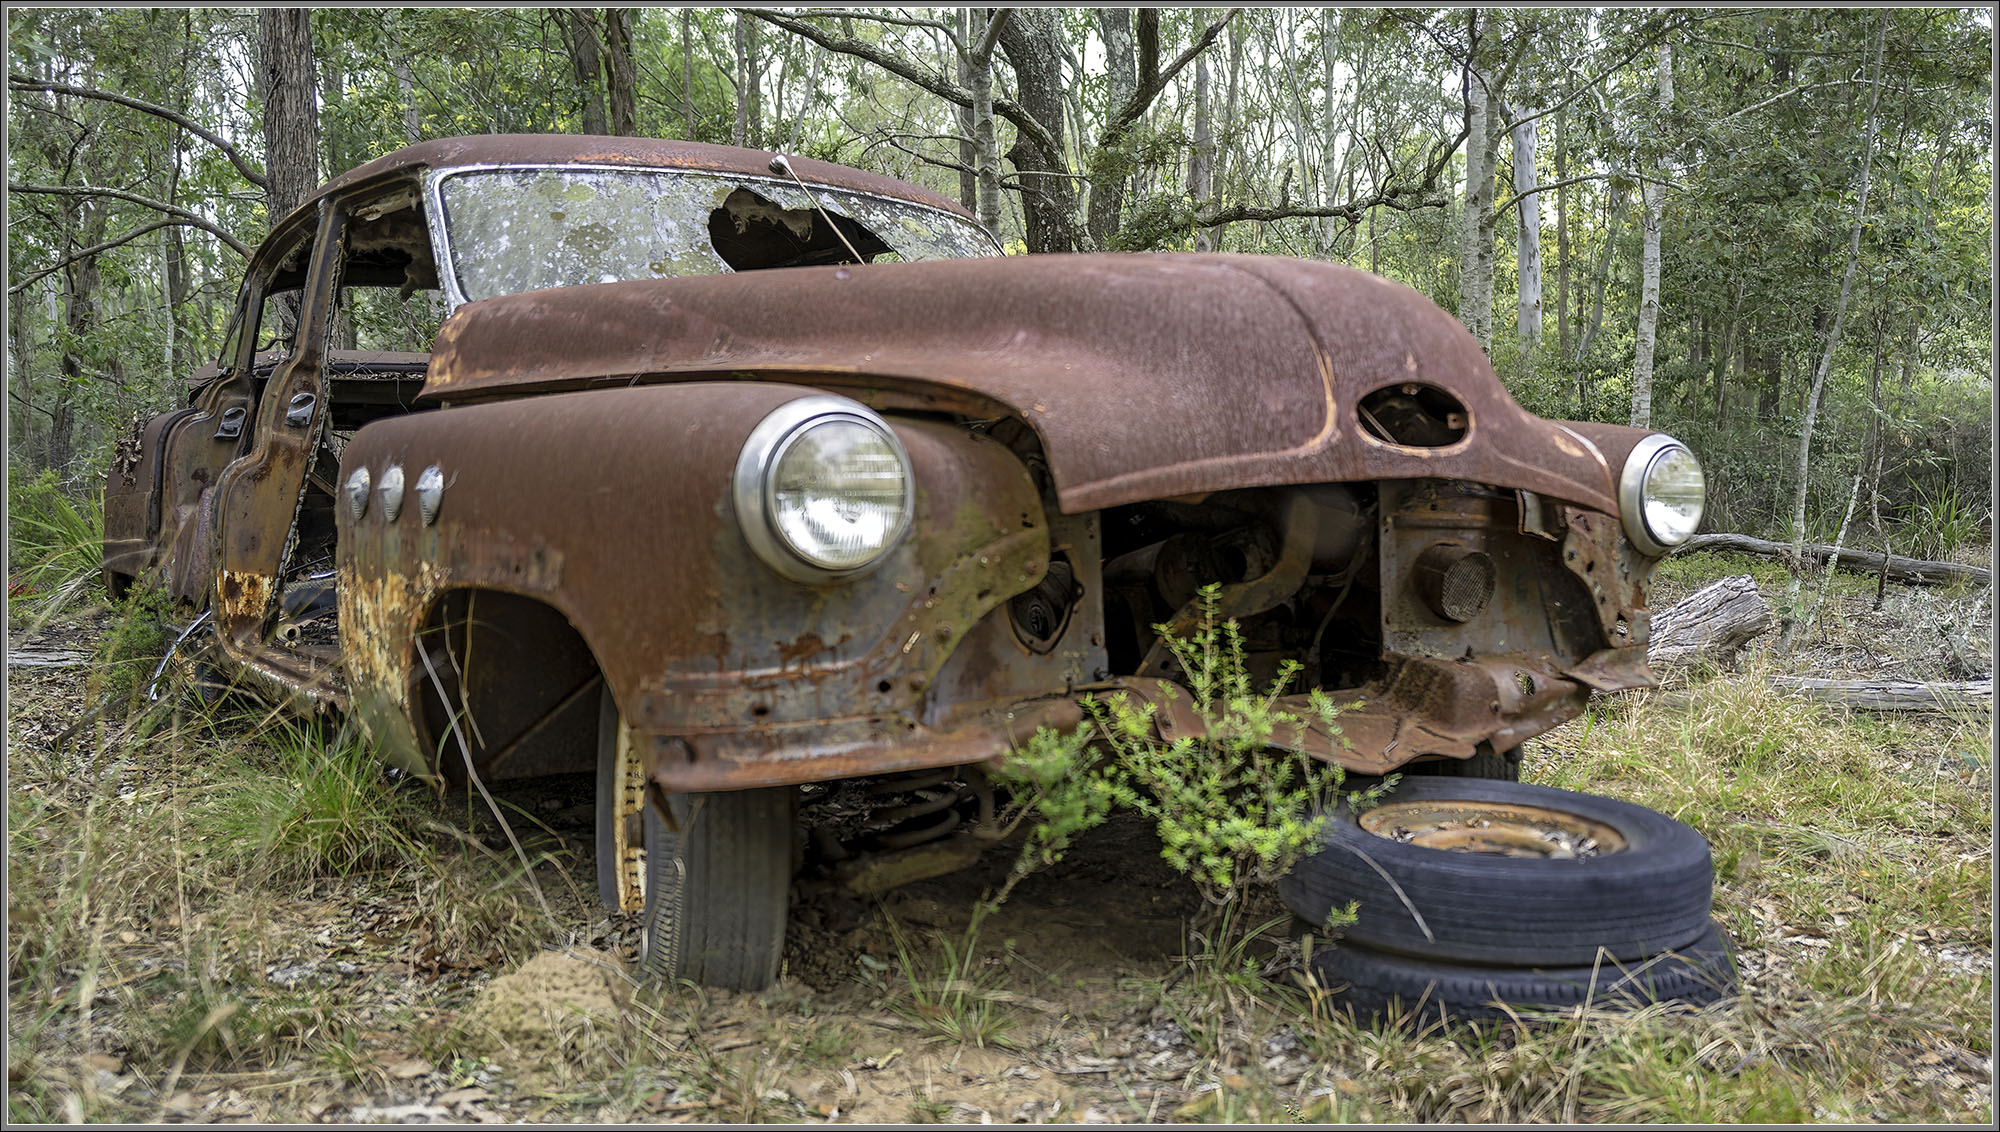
left=994, top=586, right=1372, bottom=947
left=90, top=584, right=173, bottom=715
left=879, top=915, right=1019, bottom=1051
left=1898, top=481, right=1988, bottom=562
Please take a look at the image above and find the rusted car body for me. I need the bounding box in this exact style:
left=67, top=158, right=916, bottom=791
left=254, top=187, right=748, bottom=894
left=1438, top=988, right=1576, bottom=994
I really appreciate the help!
left=104, top=136, right=1704, bottom=990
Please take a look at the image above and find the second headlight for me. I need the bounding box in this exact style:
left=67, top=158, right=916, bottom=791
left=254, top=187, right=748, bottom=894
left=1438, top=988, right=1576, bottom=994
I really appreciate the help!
left=1618, top=434, right=1706, bottom=555
left=735, top=395, right=913, bottom=581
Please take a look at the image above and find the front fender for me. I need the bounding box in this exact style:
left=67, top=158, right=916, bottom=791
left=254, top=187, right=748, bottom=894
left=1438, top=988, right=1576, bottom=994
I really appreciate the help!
left=336, top=382, right=1049, bottom=776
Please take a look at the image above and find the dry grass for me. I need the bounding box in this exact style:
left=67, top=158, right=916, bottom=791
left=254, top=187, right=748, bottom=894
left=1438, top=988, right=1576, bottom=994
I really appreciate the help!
left=7, top=546, right=1991, bottom=1123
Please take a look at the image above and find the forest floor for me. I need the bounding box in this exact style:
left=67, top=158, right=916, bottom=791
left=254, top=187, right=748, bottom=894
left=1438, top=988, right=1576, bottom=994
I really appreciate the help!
left=7, top=549, right=1992, bottom=1124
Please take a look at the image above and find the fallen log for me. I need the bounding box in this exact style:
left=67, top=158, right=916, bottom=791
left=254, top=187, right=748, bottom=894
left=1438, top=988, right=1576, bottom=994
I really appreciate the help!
left=1647, top=575, right=1773, bottom=668
left=1769, top=676, right=1993, bottom=712
left=1673, top=533, right=1990, bottom=588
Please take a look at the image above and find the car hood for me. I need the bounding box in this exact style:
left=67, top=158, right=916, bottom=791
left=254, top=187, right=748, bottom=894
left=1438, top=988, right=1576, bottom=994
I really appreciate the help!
left=423, top=253, right=1634, bottom=514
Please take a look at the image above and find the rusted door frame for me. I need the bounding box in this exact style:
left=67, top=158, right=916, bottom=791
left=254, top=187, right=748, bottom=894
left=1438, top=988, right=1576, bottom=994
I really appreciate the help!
left=207, top=199, right=350, bottom=654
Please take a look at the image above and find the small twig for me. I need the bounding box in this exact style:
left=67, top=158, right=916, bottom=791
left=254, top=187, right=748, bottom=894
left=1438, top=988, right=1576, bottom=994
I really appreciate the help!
left=1338, top=843, right=1435, bottom=942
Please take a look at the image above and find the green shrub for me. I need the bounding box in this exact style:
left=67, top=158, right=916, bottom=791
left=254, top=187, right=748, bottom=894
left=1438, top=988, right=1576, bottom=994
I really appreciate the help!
left=994, top=586, right=1379, bottom=946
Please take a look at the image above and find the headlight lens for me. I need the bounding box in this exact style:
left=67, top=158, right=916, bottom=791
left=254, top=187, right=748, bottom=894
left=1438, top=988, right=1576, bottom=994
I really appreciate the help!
left=771, top=419, right=911, bottom=570
left=1619, top=435, right=1705, bottom=555
left=736, top=397, right=913, bottom=580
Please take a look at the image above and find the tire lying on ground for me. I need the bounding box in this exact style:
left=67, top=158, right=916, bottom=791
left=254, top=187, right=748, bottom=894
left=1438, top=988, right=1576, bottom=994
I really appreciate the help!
left=1279, top=776, right=1714, bottom=966
left=1307, top=920, right=1739, bottom=1025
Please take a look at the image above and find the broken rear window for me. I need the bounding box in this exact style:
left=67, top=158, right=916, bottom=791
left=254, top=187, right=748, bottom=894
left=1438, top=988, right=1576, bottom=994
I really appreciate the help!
left=430, top=166, right=998, bottom=307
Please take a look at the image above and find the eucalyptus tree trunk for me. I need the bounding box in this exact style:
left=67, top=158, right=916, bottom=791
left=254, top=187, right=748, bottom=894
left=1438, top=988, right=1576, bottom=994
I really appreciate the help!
left=1086, top=8, right=1137, bottom=249
left=1320, top=8, right=1340, bottom=256
left=954, top=9, right=977, bottom=211
left=1456, top=70, right=1498, bottom=348
left=1190, top=24, right=1214, bottom=252
left=1715, top=283, right=1743, bottom=421
left=733, top=13, right=750, bottom=147
left=1555, top=105, right=1569, bottom=361
left=682, top=10, right=697, bottom=138
left=1629, top=41, right=1672, bottom=428
left=1780, top=14, right=1888, bottom=647
left=51, top=206, right=107, bottom=471
left=1630, top=179, right=1662, bottom=427
left=393, top=54, right=421, bottom=142
left=1213, top=14, right=1244, bottom=250
left=997, top=8, right=1084, bottom=253
left=969, top=8, right=1002, bottom=234
left=563, top=9, right=609, bottom=135
left=604, top=9, right=637, bottom=137
left=1575, top=183, right=1627, bottom=363
left=256, top=8, right=321, bottom=221
left=1511, top=107, right=1542, bottom=349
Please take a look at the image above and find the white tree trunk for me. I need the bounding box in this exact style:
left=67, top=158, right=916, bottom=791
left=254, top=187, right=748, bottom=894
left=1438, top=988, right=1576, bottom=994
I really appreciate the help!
left=969, top=9, right=1001, bottom=234
left=1630, top=42, right=1672, bottom=428
left=1190, top=21, right=1214, bottom=253
left=733, top=13, right=750, bottom=148
left=1457, top=71, right=1495, bottom=347
left=1511, top=109, right=1541, bottom=348
left=1630, top=180, right=1663, bottom=427
left=1781, top=15, right=1888, bottom=646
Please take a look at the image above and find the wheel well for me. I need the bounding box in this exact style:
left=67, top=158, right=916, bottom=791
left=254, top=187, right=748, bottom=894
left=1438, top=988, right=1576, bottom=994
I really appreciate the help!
left=414, top=589, right=604, bottom=784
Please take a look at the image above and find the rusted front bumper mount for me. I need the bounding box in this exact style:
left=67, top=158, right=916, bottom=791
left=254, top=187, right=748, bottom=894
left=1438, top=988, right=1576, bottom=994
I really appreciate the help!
left=637, top=636, right=1654, bottom=796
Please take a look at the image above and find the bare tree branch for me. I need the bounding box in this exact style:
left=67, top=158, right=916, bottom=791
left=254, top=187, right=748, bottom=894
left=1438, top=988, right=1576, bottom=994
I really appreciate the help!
left=1501, top=18, right=1692, bottom=132
left=8, top=183, right=251, bottom=257
left=784, top=8, right=956, bottom=38
left=1105, top=8, right=1238, bottom=138
left=972, top=8, right=1013, bottom=63
left=9, top=219, right=192, bottom=295
left=744, top=8, right=1062, bottom=163
left=8, top=74, right=268, bottom=189
left=1196, top=185, right=1447, bottom=229
left=1494, top=171, right=1617, bottom=216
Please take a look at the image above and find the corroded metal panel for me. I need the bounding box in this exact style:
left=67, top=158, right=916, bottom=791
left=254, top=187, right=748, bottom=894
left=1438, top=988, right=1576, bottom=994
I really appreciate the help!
left=337, top=381, right=1051, bottom=787
left=417, top=253, right=1660, bottom=516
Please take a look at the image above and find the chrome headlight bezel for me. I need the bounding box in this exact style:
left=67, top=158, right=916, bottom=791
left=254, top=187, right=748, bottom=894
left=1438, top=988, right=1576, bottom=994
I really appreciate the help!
left=733, top=395, right=914, bottom=582
left=1618, top=434, right=1705, bottom=556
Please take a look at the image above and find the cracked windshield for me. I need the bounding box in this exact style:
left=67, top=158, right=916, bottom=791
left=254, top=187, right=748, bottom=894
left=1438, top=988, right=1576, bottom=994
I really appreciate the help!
left=435, top=167, right=997, bottom=305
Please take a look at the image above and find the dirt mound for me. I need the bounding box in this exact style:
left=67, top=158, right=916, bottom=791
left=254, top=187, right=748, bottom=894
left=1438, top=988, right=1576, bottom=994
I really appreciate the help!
left=458, top=949, right=630, bottom=1065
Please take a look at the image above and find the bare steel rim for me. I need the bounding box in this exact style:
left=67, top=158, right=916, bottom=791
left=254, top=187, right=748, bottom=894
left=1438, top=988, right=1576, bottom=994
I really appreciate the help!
left=610, top=716, right=648, bottom=913
left=1358, top=800, right=1629, bottom=859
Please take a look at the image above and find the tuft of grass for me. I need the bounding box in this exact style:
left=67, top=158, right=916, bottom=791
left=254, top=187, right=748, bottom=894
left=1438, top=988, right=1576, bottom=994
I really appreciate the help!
left=882, top=914, right=1021, bottom=1050
left=7, top=469, right=107, bottom=627
left=1900, top=481, right=1989, bottom=563
left=197, top=718, right=429, bottom=886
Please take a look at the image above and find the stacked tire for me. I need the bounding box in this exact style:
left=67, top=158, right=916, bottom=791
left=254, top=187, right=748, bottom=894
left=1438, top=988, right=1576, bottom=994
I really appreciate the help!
left=1279, top=776, right=1738, bottom=1025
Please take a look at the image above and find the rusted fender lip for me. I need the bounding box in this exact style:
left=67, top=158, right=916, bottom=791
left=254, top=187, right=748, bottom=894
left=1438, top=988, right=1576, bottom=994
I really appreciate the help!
left=648, top=697, right=1091, bottom=793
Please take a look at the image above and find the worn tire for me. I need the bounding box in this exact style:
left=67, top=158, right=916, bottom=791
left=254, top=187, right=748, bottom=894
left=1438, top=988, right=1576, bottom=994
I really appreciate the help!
left=640, top=787, right=796, bottom=991
left=1309, top=920, right=1739, bottom=1025
left=1279, top=776, right=1713, bottom=966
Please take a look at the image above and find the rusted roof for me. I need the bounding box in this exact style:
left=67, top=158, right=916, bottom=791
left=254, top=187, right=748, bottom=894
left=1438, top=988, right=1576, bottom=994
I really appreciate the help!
left=285, top=134, right=975, bottom=235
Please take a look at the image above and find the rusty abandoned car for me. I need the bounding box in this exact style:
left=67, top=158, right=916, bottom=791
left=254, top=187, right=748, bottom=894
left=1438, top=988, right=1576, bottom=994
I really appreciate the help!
left=103, top=135, right=1712, bottom=995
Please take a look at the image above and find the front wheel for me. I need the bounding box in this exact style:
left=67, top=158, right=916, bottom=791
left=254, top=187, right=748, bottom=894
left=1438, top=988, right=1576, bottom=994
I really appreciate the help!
left=597, top=689, right=795, bottom=990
